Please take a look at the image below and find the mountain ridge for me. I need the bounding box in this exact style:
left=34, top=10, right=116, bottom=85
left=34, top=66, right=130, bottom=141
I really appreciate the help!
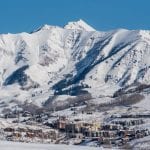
left=0, top=20, right=150, bottom=112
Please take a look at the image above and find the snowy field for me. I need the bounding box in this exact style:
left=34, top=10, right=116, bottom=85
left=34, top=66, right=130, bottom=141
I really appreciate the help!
left=0, top=141, right=106, bottom=150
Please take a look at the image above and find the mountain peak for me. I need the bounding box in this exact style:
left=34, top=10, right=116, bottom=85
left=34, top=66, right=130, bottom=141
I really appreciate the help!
left=31, top=24, right=54, bottom=33
left=31, top=20, right=95, bottom=33
left=40, top=24, right=52, bottom=30
left=64, top=19, right=96, bottom=31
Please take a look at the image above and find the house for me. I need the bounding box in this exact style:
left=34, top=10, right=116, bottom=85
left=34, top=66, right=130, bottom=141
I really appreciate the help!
left=22, top=111, right=32, bottom=117
left=101, top=124, right=122, bottom=130
left=4, top=127, right=15, bottom=132
left=57, top=116, right=68, bottom=131
left=66, top=122, right=83, bottom=138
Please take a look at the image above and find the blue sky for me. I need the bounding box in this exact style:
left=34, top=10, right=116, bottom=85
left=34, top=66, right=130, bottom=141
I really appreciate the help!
left=0, top=0, right=150, bottom=33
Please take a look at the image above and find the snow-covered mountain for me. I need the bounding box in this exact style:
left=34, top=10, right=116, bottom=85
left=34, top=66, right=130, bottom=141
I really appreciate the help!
left=0, top=19, right=150, bottom=111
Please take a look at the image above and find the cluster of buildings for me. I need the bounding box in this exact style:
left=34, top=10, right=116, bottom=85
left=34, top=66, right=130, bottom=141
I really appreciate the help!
left=0, top=126, right=58, bottom=143
left=48, top=116, right=150, bottom=146
left=1, top=109, right=150, bottom=147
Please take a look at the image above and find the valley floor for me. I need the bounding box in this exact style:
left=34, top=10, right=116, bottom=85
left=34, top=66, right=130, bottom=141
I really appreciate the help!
left=0, top=141, right=105, bottom=150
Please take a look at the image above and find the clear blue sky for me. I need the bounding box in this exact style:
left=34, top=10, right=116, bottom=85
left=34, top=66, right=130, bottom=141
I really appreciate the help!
left=0, top=0, right=150, bottom=33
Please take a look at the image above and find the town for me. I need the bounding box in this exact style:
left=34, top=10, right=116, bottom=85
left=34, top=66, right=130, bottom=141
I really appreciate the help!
left=0, top=106, right=150, bottom=149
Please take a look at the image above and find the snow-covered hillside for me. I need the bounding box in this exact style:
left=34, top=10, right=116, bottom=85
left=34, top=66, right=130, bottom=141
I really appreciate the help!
left=0, top=141, right=105, bottom=150
left=0, top=19, right=150, bottom=111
